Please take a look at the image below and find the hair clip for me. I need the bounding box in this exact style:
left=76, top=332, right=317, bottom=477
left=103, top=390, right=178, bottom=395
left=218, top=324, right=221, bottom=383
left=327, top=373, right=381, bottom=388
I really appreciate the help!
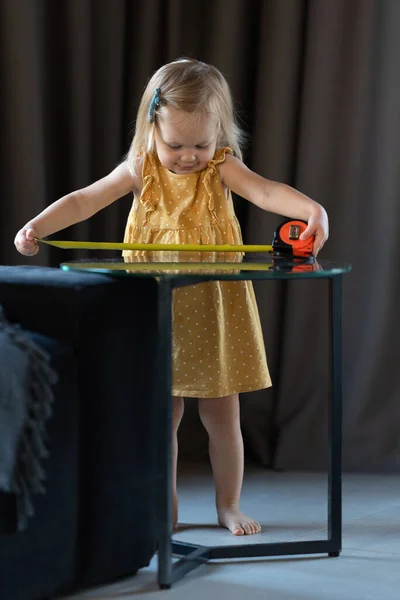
left=148, top=87, right=163, bottom=123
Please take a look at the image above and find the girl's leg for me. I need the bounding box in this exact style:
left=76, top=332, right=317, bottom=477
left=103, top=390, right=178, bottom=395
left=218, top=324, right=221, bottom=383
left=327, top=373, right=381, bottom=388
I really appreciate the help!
left=198, top=394, right=261, bottom=536
left=172, top=396, right=185, bottom=528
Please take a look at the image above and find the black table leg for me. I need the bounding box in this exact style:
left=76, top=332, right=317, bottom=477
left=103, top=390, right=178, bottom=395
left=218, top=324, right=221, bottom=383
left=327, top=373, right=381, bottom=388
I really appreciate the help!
left=328, top=275, right=343, bottom=555
left=156, top=279, right=173, bottom=589
left=155, top=280, right=215, bottom=588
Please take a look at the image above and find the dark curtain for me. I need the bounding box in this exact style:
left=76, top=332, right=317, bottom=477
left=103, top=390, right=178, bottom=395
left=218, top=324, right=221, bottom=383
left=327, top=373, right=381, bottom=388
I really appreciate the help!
left=1, top=0, right=399, bottom=471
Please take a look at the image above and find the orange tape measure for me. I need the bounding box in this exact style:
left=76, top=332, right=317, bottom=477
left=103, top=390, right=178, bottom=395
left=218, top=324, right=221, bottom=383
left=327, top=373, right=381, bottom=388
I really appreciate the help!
left=272, top=220, right=314, bottom=258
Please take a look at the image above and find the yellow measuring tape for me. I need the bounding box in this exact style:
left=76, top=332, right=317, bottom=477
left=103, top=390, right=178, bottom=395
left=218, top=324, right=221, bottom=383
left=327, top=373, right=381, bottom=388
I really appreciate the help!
left=35, top=238, right=274, bottom=253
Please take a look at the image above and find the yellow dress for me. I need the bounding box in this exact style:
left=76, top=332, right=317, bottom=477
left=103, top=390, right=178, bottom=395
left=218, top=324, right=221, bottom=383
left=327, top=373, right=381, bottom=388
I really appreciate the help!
left=123, top=147, right=271, bottom=398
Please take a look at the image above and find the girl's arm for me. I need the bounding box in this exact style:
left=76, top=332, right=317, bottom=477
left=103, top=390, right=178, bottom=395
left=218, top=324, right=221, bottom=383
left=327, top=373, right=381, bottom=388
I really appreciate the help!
left=219, top=154, right=329, bottom=256
left=15, top=161, right=138, bottom=256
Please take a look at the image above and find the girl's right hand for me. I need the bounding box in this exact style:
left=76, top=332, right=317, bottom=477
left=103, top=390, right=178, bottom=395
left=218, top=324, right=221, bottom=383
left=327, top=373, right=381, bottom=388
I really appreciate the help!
left=14, top=227, right=40, bottom=256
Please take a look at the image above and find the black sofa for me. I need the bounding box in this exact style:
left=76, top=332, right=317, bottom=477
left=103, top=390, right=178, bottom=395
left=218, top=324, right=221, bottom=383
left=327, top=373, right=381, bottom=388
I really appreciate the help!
left=0, top=265, right=159, bottom=600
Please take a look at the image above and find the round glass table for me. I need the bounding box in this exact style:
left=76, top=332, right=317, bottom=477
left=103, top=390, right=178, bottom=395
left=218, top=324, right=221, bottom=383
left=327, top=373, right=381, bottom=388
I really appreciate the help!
left=62, top=252, right=351, bottom=589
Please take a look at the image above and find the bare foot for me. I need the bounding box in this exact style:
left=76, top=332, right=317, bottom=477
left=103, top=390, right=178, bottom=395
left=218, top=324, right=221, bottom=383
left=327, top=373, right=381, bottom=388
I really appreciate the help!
left=217, top=506, right=261, bottom=536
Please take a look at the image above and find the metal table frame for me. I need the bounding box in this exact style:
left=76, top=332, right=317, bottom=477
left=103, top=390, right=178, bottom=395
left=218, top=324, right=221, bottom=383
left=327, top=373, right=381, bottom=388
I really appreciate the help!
left=155, top=272, right=343, bottom=589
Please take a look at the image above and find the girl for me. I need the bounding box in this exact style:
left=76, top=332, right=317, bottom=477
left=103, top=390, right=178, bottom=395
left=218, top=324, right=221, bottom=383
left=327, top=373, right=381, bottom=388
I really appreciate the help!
left=15, top=58, right=329, bottom=536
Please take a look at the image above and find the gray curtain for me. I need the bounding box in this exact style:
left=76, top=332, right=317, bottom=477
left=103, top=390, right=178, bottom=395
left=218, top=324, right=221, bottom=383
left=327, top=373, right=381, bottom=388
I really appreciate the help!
left=1, top=0, right=399, bottom=471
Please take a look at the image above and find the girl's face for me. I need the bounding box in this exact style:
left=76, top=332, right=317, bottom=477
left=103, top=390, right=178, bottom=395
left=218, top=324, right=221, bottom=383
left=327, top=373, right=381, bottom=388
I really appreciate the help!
left=155, top=107, right=218, bottom=174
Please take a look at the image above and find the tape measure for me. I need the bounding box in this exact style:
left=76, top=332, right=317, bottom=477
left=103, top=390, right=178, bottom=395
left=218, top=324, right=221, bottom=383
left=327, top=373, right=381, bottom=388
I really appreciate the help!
left=36, top=219, right=314, bottom=258
left=271, top=220, right=313, bottom=258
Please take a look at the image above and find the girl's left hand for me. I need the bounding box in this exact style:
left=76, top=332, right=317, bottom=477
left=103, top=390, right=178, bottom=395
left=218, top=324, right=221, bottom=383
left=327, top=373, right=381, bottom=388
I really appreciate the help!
left=300, top=206, right=329, bottom=257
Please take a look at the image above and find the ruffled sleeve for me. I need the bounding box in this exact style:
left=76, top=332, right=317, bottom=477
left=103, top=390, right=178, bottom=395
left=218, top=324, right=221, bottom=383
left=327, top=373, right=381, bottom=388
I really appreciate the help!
left=140, top=152, right=158, bottom=226
left=204, top=147, right=233, bottom=223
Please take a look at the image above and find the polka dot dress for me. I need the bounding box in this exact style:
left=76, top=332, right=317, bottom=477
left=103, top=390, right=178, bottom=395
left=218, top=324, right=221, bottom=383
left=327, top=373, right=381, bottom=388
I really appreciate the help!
left=123, top=148, right=272, bottom=398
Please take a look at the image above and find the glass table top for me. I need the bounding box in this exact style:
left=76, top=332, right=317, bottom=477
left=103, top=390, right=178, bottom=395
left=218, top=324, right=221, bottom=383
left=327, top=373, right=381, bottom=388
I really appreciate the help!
left=61, top=252, right=351, bottom=281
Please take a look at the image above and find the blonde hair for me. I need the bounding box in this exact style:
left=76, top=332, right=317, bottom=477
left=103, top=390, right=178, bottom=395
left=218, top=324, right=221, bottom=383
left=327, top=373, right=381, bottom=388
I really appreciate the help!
left=127, top=58, right=246, bottom=175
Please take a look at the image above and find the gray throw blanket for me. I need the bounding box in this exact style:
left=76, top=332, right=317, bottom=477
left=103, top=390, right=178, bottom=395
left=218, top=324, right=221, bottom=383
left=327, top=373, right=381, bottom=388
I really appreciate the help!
left=0, top=305, right=57, bottom=531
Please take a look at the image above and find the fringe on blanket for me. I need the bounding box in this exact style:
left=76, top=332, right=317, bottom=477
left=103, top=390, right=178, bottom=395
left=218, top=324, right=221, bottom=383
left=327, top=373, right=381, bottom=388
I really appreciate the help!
left=0, top=305, right=57, bottom=531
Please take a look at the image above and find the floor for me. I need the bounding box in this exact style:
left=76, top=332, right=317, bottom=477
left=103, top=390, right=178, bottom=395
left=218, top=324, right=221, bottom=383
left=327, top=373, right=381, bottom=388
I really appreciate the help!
left=60, top=465, right=400, bottom=600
